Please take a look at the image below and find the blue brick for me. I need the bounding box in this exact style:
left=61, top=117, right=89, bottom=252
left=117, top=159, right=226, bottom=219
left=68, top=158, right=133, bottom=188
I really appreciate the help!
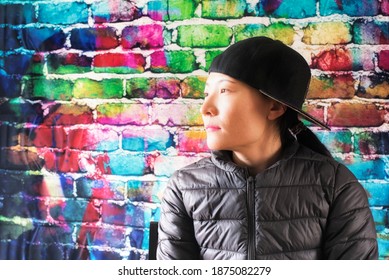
left=127, top=180, right=167, bottom=203
left=108, top=152, right=146, bottom=176
left=129, top=229, right=145, bottom=249
left=259, top=0, right=316, bottom=18
left=20, top=27, right=66, bottom=51
left=340, top=157, right=387, bottom=180
left=0, top=74, right=22, bottom=98
left=370, top=208, right=388, bottom=232
left=0, top=196, right=44, bottom=220
left=102, top=202, right=151, bottom=228
left=38, top=2, right=88, bottom=25
left=70, top=27, right=119, bottom=51
left=377, top=233, right=389, bottom=259
left=76, top=177, right=125, bottom=200
left=91, top=0, right=142, bottom=23
left=2, top=54, right=34, bottom=75
left=319, top=0, right=379, bottom=16
left=50, top=199, right=95, bottom=223
left=122, top=129, right=173, bottom=152
left=0, top=27, right=21, bottom=50
left=362, top=182, right=389, bottom=206
left=0, top=4, right=36, bottom=24
left=87, top=249, right=122, bottom=260
left=315, top=130, right=353, bottom=154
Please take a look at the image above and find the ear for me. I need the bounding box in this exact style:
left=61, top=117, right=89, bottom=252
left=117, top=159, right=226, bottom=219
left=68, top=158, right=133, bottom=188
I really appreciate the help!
left=267, top=100, right=286, bottom=121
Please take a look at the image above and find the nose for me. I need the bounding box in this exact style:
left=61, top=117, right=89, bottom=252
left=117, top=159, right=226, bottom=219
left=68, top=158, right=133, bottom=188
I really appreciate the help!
left=200, top=94, right=217, bottom=117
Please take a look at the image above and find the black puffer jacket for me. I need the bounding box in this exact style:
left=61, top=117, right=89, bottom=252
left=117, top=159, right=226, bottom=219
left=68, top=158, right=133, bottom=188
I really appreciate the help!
left=157, top=139, right=378, bottom=260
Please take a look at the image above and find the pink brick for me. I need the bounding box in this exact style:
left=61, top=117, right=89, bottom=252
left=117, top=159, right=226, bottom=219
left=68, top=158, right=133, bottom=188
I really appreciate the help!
left=382, top=0, right=389, bottom=15
left=122, top=24, right=164, bottom=49
left=96, top=103, right=149, bottom=125
left=178, top=130, right=209, bottom=153
left=93, top=53, right=145, bottom=72
left=151, top=103, right=203, bottom=126
left=68, top=128, right=119, bottom=151
left=378, top=50, right=389, bottom=71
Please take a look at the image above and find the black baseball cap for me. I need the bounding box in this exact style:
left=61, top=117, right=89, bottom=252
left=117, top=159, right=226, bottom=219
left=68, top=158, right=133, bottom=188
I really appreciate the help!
left=209, top=36, right=330, bottom=130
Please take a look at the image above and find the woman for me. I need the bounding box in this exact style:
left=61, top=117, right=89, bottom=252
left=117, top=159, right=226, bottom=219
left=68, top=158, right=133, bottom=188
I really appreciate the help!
left=157, top=36, right=378, bottom=259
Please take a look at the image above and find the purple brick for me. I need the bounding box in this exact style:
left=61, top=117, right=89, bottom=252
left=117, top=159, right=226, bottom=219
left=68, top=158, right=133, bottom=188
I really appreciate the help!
left=122, top=24, right=164, bottom=49
left=0, top=4, right=36, bottom=24
left=126, top=77, right=180, bottom=99
left=21, top=27, right=66, bottom=51
left=354, top=20, right=389, bottom=44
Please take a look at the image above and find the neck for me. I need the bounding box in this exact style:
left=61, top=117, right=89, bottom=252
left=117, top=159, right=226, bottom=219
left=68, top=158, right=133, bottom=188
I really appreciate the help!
left=232, top=135, right=283, bottom=176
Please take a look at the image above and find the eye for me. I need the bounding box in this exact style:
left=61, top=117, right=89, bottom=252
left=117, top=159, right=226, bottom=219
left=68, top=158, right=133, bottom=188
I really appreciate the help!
left=220, top=88, right=228, bottom=94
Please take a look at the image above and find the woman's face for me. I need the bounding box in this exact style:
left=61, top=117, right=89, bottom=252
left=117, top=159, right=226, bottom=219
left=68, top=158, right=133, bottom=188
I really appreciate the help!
left=201, top=72, right=283, bottom=152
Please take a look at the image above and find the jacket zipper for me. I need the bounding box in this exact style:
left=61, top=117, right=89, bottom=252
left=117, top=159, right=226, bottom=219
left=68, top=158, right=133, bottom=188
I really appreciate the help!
left=247, top=176, right=256, bottom=260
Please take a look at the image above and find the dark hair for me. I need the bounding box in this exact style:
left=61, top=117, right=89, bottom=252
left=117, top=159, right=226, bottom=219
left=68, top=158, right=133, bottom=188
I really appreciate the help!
left=278, top=109, right=333, bottom=158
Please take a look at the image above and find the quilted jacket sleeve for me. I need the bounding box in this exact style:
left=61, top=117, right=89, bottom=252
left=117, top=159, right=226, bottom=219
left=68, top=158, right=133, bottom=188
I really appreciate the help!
left=156, top=171, right=200, bottom=260
left=324, top=163, right=378, bottom=259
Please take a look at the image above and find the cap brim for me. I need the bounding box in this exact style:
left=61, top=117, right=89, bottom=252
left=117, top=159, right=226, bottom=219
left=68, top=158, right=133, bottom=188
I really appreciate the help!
left=259, top=90, right=331, bottom=131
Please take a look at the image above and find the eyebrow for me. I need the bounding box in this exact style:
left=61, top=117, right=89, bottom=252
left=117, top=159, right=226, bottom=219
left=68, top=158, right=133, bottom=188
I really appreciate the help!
left=205, top=79, right=237, bottom=86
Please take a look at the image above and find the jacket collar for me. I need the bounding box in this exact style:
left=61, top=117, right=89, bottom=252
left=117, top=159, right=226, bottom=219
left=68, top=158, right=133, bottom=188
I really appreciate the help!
left=210, top=137, right=300, bottom=173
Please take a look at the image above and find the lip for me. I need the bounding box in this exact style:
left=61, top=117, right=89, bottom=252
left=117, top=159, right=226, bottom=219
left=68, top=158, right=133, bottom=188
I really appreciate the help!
left=205, top=125, right=221, bottom=132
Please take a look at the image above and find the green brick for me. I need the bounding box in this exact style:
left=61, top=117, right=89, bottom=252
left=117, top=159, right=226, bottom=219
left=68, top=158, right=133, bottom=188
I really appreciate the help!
left=151, top=50, right=197, bottom=73
left=26, top=78, right=73, bottom=101
left=234, top=22, right=295, bottom=45
left=181, top=76, right=207, bottom=99
left=204, top=50, right=223, bottom=71
left=126, top=78, right=150, bottom=98
left=168, top=0, right=199, bottom=20
left=177, top=25, right=232, bottom=47
left=202, top=0, right=246, bottom=19
left=73, top=79, right=123, bottom=99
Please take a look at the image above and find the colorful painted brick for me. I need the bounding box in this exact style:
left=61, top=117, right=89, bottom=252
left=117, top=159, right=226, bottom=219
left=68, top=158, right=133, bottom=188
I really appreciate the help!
left=181, top=76, right=207, bottom=99
left=303, top=22, right=352, bottom=45
left=43, top=104, right=93, bottom=126
left=353, top=20, right=389, bottom=44
left=77, top=225, right=126, bottom=249
left=93, top=53, right=145, bottom=74
left=0, top=27, right=21, bottom=50
left=0, top=100, right=43, bottom=124
left=202, top=0, right=246, bottom=19
left=327, top=103, right=384, bottom=127
left=151, top=103, right=203, bottom=126
left=47, top=53, right=92, bottom=74
left=122, top=128, right=173, bottom=152
left=38, top=2, right=88, bottom=25
left=314, top=130, right=353, bottom=154
left=354, top=131, right=389, bottom=155
left=307, top=74, right=355, bottom=99
left=378, top=50, right=389, bottom=71
left=127, top=180, right=166, bottom=203
left=0, top=75, right=22, bottom=98
left=96, top=103, right=149, bottom=125
left=204, top=50, right=223, bottom=71
left=319, top=0, right=379, bottom=16
left=49, top=199, right=99, bottom=223
left=167, top=0, right=198, bottom=20
left=311, top=48, right=353, bottom=71
left=76, top=178, right=125, bottom=200
left=2, top=53, right=34, bottom=75
left=342, top=156, right=387, bottom=180
left=70, top=27, right=119, bottom=51
left=150, top=50, right=197, bottom=73
left=357, top=74, right=389, bottom=98
left=68, top=128, right=119, bottom=151
left=122, top=24, right=164, bottom=49
left=91, top=0, right=142, bottom=23
left=44, top=149, right=82, bottom=173
left=0, top=149, right=44, bottom=171
left=234, top=23, right=295, bottom=45
left=30, top=126, right=67, bottom=149
left=147, top=0, right=168, bottom=21
left=0, top=3, right=36, bottom=24
left=105, top=152, right=146, bottom=176
left=126, top=77, right=180, bottom=99
left=102, top=201, right=150, bottom=227
left=177, top=24, right=232, bottom=48
left=178, top=130, right=208, bottom=153
left=154, top=155, right=204, bottom=177
left=259, top=0, right=316, bottom=18
left=20, top=27, right=66, bottom=52
left=25, top=78, right=73, bottom=101
left=382, top=0, right=389, bottom=15
left=73, top=78, right=123, bottom=99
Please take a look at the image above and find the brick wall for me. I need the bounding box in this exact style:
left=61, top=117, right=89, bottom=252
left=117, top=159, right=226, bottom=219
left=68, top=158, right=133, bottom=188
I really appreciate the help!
left=0, top=0, right=388, bottom=260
